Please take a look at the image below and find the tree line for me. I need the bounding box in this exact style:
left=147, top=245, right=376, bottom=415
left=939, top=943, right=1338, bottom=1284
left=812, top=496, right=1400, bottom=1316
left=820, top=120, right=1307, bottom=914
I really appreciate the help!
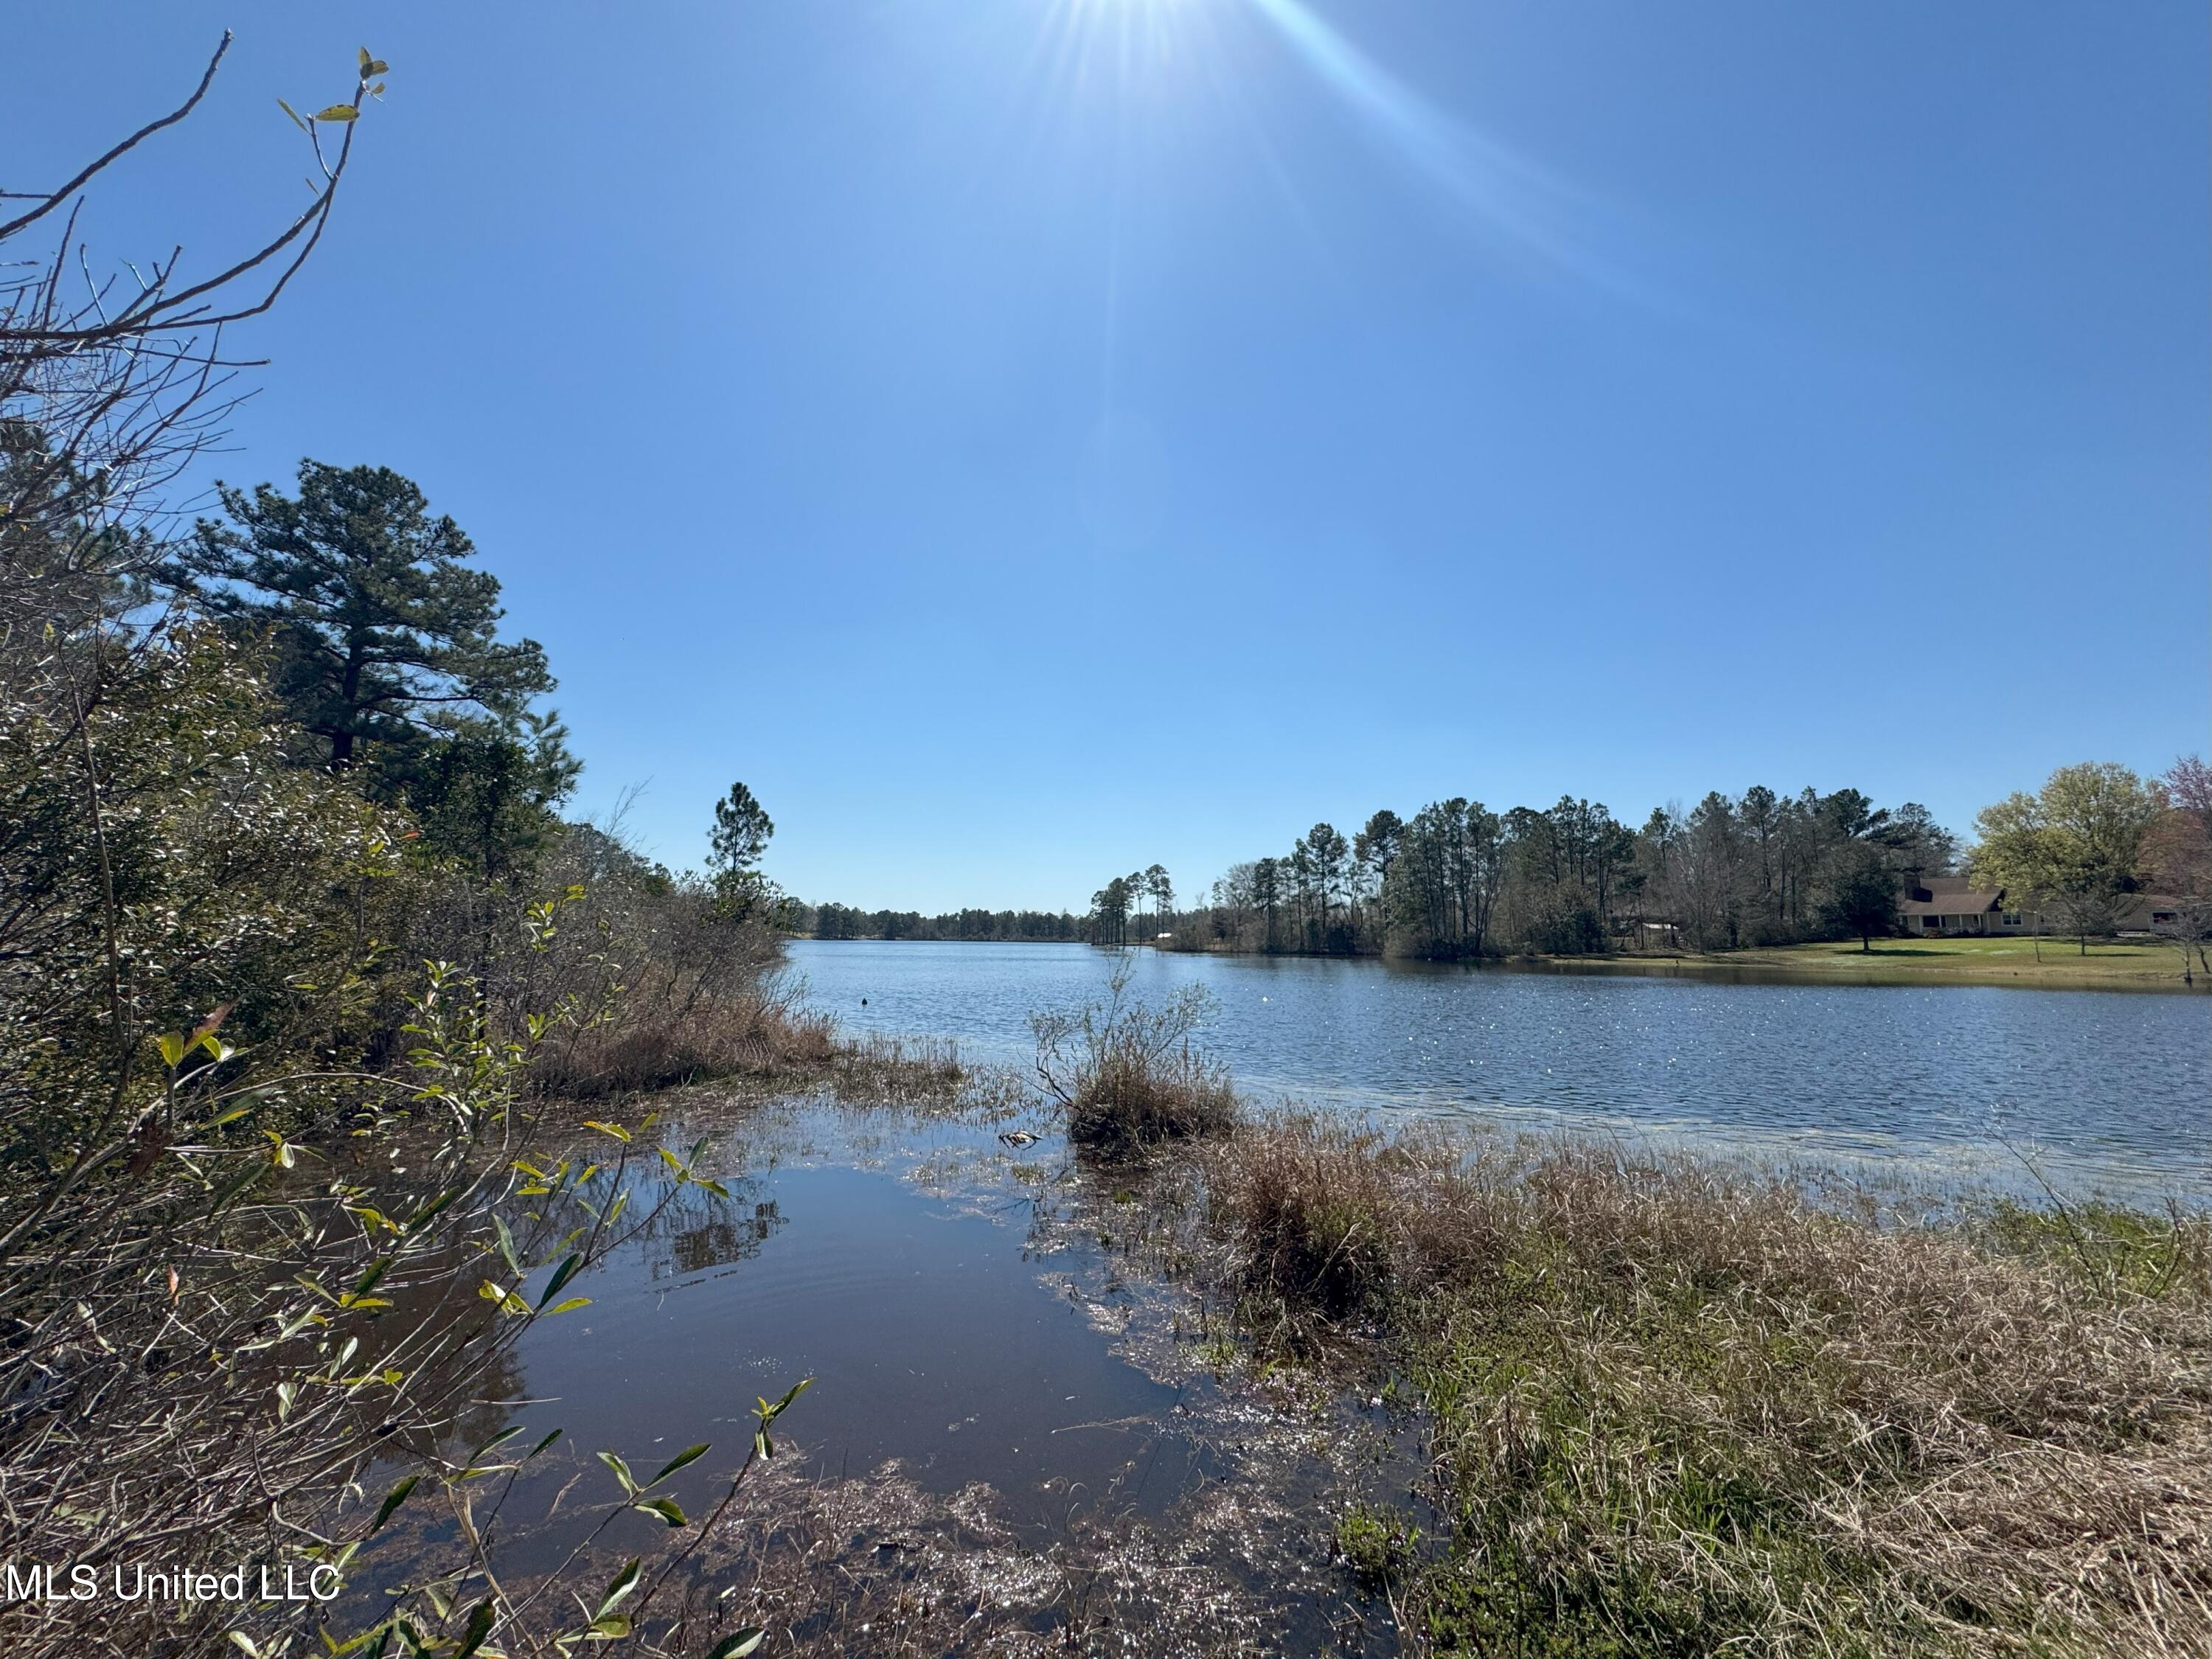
left=1081, top=762, right=2210, bottom=962
left=802, top=903, right=1085, bottom=942
left=1127, top=787, right=1949, bottom=959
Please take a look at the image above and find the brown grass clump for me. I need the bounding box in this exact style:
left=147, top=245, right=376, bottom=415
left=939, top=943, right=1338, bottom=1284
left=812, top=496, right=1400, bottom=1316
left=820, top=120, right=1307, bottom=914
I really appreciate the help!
left=1196, top=1116, right=2212, bottom=1657
left=535, top=982, right=838, bottom=1096
left=1032, top=964, right=1239, bottom=1153
left=1063, top=1038, right=1238, bottom=1152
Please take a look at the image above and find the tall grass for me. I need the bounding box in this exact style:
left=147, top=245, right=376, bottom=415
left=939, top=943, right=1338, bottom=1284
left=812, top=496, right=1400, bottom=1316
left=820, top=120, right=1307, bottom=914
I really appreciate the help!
left=1030, top=961, right=1239, bottom=1152
left=1195, top=1116, right=2212, bottom=1657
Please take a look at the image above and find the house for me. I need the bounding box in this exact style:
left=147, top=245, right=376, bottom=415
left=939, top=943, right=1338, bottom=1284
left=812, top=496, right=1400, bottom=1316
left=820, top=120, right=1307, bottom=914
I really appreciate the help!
left=1897, top=876, right=2014, bottom=935
left=1897, top=876, right=2185, bottom=936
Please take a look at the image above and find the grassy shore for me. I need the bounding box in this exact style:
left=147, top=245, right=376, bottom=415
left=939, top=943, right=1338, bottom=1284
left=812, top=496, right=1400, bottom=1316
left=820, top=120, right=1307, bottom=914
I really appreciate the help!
left=1565, top=934, right=2206, bottom=991
left=1179, top=1116, right=2212, bottom=1658
left=1062, top=1004, right=2212, bottom=1657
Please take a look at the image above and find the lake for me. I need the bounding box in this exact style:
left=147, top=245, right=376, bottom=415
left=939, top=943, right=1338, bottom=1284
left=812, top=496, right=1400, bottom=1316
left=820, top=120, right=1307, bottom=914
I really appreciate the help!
left=785, top=939, right=2211, bottom=1200
left=345, top=947, right=2208, bottom=1649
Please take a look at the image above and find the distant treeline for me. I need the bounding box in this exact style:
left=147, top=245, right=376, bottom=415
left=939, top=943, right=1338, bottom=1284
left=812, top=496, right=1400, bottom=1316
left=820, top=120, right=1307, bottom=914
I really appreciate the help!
left=1092, top=787, right=1961, bottom=960
left=802, top=903, right=1085, bottom=942
left=809, top=762, right=2212, bottom=964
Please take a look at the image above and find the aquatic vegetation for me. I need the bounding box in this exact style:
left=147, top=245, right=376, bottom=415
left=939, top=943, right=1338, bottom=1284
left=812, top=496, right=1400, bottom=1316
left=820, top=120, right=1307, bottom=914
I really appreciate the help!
left=1031, top=962, right=1239, bottom=1153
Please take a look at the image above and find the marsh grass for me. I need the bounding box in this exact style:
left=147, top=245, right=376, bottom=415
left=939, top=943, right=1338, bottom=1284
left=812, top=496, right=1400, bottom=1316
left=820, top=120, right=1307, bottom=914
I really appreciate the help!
left=1031, top=961, right=1239, bottom=1153
left=535, top=983, right=839, bottom=1096
left=1191, top=1117, right=2212, bottom=1657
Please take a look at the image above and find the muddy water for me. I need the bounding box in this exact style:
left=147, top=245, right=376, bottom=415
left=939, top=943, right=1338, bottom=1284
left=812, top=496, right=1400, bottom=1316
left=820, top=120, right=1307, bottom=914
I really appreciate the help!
left=787, top=939, right=2212, bottom=1199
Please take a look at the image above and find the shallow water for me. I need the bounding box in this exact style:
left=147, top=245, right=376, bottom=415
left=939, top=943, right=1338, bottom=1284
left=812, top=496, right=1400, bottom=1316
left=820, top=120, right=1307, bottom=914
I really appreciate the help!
left=361, top=1102, right=1391, bottom=1652
left=459, top=1110, right=1224, bottom=1577
left=787, top=939, right=2212, bottom=1199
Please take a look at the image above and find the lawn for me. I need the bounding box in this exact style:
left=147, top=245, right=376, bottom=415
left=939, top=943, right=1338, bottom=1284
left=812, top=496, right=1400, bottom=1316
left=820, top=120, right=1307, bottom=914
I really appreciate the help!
left=1694, top=933, right=2205, bottom=990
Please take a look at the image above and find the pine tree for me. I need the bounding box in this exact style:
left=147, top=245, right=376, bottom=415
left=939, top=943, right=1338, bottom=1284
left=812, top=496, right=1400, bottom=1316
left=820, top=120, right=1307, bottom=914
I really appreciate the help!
left=170, top=461, right=554, bottom=772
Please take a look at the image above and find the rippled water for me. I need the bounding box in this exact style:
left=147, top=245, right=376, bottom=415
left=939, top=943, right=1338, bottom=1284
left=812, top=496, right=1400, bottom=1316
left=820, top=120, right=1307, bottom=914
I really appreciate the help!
left=787, top=940, right=2212, bottom=1199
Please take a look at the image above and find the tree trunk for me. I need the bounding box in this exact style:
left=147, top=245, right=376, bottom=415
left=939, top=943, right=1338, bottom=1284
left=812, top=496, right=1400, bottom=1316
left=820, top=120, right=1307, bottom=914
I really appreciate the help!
left=332, top=644, right=365, bottom=771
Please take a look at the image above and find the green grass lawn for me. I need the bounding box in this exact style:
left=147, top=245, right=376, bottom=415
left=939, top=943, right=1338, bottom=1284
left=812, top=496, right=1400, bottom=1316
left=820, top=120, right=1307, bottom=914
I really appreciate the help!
left=1702, top=933, right=2205, bottom=989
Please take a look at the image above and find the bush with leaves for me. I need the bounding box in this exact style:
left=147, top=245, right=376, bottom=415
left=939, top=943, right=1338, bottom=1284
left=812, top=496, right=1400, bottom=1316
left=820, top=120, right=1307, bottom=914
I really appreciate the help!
left=0, top=41, right=818, bottom=1658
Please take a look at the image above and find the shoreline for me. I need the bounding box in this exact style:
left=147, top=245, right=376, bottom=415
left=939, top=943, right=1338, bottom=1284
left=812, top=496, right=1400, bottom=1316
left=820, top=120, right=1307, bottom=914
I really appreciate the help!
left=1130, top=937, right=2209, bottom=993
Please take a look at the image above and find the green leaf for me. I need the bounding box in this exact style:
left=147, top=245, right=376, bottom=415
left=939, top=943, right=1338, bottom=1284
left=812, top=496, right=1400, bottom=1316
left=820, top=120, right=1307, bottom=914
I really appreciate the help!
left=536, top=1253, right=583, bottom=1309
left=525, top=1428, right=563, bottom=1460
left=451, top=1601, right=495, bottom=1659
left=647, top=1443, right=710, bottom=1485
left=314, top=104, right=361, bottom=122
left=597, top=1451, right=638, bottom=1495
left=541, top=1297, right=592, bottom=1315
left=228, top=1634, right=264, bottom=1657
left=493, top=1216, right=524, bottom=1277
left=157, top=1032, right=187, bottom=1068
left=367, top=1475, right=418, bottom=1535
left=403, top=1187, right=462, bottom=1235
left=708, top=1630, right=767, bottom=1659
left=358, top=46, right=374, bottom=72
left=633, top=1497, right=688, bottom=1528
left=580, top=1119, right=630, bottom=1143
left=277, top=97, right=307, bottom=131
left=347, top=1258, right=389, bottom=1302
left=592, top=1558, right=642, bottom=1621
left=764, top=1377, right=813, bottom=1421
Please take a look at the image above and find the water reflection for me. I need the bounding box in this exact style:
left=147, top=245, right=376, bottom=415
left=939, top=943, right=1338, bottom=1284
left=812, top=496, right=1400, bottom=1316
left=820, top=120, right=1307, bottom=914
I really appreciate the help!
left=462, top=1115, right=1220, bottom=1577
left=658, top=1200, right=784, bottom=1280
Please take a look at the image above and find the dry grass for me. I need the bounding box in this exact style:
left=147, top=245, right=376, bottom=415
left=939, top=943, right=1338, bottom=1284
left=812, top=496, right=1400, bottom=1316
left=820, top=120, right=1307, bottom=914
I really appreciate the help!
left=1065, top=1040, right=1239, bottom=1152
left=1032, top=964, right=1240, bottom=1154
left=1194, top=1117, right=2212, bottom=1657
left=535, top=984, right=838, bottom=1096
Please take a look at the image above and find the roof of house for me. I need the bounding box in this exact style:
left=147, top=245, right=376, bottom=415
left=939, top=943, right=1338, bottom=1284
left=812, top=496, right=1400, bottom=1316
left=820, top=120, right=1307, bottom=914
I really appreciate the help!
left=1898, top=874, right=2002, bottom=917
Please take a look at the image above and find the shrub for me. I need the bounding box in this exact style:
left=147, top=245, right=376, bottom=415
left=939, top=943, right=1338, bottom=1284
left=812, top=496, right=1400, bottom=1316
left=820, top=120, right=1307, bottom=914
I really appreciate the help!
left=1031, top=961, right=1239, bottom=1152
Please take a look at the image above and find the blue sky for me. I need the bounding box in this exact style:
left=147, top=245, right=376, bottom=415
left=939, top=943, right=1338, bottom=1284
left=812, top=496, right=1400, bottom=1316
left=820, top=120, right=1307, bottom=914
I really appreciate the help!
left=13, top=3, right=2206, bottom=911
